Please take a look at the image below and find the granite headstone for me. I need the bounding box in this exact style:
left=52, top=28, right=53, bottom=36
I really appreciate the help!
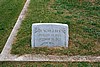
left=32, top=23, right=69, bottom=47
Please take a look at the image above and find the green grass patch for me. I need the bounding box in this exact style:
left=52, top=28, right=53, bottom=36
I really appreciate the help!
left=0, top=0, right=26, bottom=52
left=0, top=62, right=100, bottom=67
left=11, top=0, right=100, bottom=56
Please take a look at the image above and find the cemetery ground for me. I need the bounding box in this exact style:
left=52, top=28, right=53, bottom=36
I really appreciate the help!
left=0, top=0, right=26, bottom=53
left=0, top=62, right=100, bottom=67
left=11, top=0, right=100, bottom=56
left=0, top=0, right=100, bottom=65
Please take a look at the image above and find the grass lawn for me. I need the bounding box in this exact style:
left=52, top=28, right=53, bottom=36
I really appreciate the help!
left=0, top=0, right=26, bottom=53
left=0, top=62, right=100, bottom=67
left=11, top=0, right=100, bottom=55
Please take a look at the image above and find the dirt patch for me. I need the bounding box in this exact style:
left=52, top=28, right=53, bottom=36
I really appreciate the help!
left=47, top=0, right=56, bottom=12
left=79, top=0, right=96, bottom=5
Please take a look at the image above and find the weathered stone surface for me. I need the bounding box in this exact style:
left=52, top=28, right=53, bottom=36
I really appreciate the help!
left=32, top=23, right=69, bottom=47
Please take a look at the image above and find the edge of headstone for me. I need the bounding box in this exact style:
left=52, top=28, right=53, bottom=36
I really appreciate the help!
left=31, top=23, right=69, bottom=47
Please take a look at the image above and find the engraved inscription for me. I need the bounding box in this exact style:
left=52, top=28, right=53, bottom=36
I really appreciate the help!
left=32, top=23, right=69, bottom=47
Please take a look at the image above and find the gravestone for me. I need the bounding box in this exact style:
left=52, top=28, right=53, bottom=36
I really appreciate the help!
left=32, top=23, right=69, bottom=47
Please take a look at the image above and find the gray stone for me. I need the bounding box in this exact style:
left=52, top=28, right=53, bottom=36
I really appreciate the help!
left=32, top=23, right=69, bottom=47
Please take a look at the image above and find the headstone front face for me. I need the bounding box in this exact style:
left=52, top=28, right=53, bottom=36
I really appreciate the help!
left=32, top=23, right=69, bottom=47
